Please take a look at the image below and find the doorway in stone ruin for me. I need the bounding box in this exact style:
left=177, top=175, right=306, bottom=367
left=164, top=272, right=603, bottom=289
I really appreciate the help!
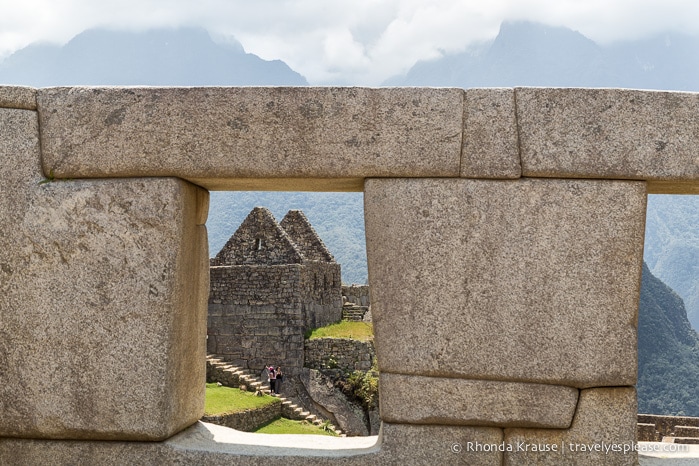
left=203, top=190, right=379, bottom=437
left=637, top=194, right=699, bottom=440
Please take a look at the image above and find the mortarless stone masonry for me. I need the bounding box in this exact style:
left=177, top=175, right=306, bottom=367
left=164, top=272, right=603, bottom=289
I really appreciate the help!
left=207, top=207, right=342, bottom=377
left=3, top=86, right=699, bottom=464
left=304, top=338, right=376, bottom=372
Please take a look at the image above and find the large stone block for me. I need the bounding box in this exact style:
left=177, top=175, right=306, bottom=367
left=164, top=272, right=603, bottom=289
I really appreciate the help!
left=365, top=177, right=645, bottom=387
left=0, top=85, right=36, bottom=110
left=380, top=373, right=578, bottom=428
left=462, top=88, right=521, bottom=179
left=504, top=387, right=637, bottom=465
left=37, top=87, right=463, bottom=191
left=0, top=106, right=208, bottom=439
left=517, top=87, right=699, bottom=193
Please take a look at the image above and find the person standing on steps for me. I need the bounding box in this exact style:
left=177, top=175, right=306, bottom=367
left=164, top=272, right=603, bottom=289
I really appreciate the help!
left=275, top=366, right=283, bottom=394
left=268, top=364, right=276, bottom=395
left=261, top=364, right=270, bottom=388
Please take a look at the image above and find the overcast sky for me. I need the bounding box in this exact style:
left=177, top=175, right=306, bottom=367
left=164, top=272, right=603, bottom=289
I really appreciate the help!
left=1, top=0, right=698, bottom=84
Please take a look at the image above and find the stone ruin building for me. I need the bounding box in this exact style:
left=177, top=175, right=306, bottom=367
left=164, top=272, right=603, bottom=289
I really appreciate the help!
left=207, top=207, right=342, bottom=377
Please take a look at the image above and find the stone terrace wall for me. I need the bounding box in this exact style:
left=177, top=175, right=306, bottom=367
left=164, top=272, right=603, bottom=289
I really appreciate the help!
left=208, top=264, right=306, bottom=375
left=202, top=401, right=281, bottom=432
left=342, top=285, right=370, bottom=307
left=305, top=338, right=376, bottom=372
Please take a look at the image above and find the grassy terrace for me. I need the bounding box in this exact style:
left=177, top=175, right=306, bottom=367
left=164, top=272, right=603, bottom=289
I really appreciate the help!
left=255, top=417, right=337, bottom=436
left=306, top=320, right=373, bottom=341
left=204, top=383, right=338, bottom=436
left=204, top=383, right=280, bottom=416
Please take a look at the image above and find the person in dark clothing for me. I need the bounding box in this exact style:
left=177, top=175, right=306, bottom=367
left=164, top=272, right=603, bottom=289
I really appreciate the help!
left=275, top=366, right=283, bottom=394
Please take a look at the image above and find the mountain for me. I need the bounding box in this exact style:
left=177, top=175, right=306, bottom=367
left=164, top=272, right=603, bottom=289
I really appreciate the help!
left=644, top=195, right=699, bottom=329
left=385, top=21, right=699, bottom=90
left=0, top=27, right=307, bottom=86
left=638, top=262, right=699, bottom=416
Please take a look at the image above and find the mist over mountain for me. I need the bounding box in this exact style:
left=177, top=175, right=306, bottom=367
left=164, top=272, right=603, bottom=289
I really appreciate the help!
left=385, top=21, right=699, bottom=90
left=0, top=27, right=307, bottom=86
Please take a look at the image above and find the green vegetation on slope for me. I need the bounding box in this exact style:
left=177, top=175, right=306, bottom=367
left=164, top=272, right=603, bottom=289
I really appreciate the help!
left=644, top=194, right=699, bottom=330
left=204, top=383, right=280, bottom=416
left=638, top=262, right=699, bottom=416
left=254, top=417, right=338, bottom=436
left=306, top=321, right=373, bottom=341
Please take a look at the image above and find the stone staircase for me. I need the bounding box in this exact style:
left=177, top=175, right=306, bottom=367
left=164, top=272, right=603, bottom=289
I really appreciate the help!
left=638, top=414, right=699, bottom=444
left=341, top=303, right=369, bottom=321
left=206, top=355, right=344, bottom=436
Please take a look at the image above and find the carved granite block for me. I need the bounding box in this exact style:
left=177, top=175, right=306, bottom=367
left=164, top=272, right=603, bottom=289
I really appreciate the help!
left=37, top=87, right=463, bottom=191
left=462, top=88, right=521, bottom=179
left=504, top=387, right=637, bottom=465
left=0, top=106, right=208, bottom=439
left=517, top=87, right=699, bottom=193
left=380, top=373, right=578, bottom=428
left=0, top=85, right=36, bottom=110
left=365, top=177, right=645, bottom=387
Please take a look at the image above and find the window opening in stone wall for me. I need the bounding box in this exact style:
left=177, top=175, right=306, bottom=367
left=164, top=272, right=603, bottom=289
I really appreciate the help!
left=204, top=190, right=379, bottom=438
left=637, top=194, right=699, bottom=443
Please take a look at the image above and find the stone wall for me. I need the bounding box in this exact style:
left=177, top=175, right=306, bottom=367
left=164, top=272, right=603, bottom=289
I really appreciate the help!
left=207, top=264, right=306, bottom=375
left=342, top=285, right=370, bottom=307
left=300, top=261, right=343, bottom=329
left=3, top=86, right=699, bottom=464
left=305, top=338, right=375, bottom=372
left=207, top=262, right=341, bottom=375
left=202, top=402, right=281, bottom=432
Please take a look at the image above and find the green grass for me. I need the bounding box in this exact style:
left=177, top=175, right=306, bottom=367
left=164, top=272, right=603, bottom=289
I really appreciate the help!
left=204, top=383, right=280, bottom=416
left=306, top=321, right=373, bottom=341
left=254, top=417, right=338, bottom=436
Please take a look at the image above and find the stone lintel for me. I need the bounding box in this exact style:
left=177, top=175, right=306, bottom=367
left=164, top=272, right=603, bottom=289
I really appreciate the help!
left=462, top=88, right=521, bottom=179
left=365, top=177, right=645, bottom=388
left=37, top=87, right=463, bottom=190
left=379, top=373, right=578, bottom=428
left=517, top=87, right=699, bottom=185
left=0, top=85, right=37, bottom=110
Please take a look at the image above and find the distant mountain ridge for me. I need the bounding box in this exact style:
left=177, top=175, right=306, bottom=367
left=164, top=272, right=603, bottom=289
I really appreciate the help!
left=385, top=21, right=699, bottom=91
left=0, top=27, right=307, bottom=86
left=638, top=262, right=699, bottom=416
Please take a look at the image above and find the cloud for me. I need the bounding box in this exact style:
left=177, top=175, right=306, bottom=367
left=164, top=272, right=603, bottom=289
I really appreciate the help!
left=0, top=0, right=698, bottom=84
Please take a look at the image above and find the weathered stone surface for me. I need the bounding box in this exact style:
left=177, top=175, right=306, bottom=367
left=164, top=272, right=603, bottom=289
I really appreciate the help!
left=300, top=368, right=371, bottom=437
left=517, top=88, right=699, bottom=190
left=37, top=87, right=463, bottom=191
left=380, top=373, right=578, bottom=428
left=0, top=85, right=36, bottom=110
left=0, top=421, right=504, bottom=465
left=504, top=387, right=637, bottom=465
left=0, top=106, right=208, bottom=440
left=365, top=177, right=645, bottom=388
left=462, top=88, right=521, bottom=178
